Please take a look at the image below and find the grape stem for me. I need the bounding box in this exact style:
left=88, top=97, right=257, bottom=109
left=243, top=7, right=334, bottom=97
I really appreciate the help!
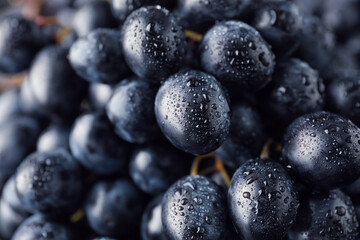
left=184, top=30, right=203, bottom=42
left=55, top=27, right=72, bottom=44
left=0, top=72, right=25, bottom=93
left=260, top=139, right=273, bottom=159
left=190, top=153, right=231, bottom=187
left=35, top=16, right=58, bottom=26
left=190, top=152, right=214, bottom=176
left=260, top=139, right=282, bottom=159
left=215, top=157, right=231, bottom=187
left=70, top=209, right=84, bottom=223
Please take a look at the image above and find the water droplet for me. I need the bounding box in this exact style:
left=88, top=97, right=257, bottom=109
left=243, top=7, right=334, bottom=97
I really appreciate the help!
left=258, top=52, right=270, bottom=67
left=145, top=23, right=157, bottom=35
left=243, top=192, right=251, bottom=199
left=335, top=206, right=346, bottom=216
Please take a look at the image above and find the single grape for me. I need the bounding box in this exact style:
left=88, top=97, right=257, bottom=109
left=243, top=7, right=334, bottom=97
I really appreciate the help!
left=37, top=123, right=71, bottom=152
left=162, top=175, right=227, bottom=240
left=69, top=111, right=130, bottom=175
left=215, top=102, right=266, bottom=172
left=129, top=141, right=192, bottom=195
left=326, top=72, right=360, bottom=126
left=15, top=149, right=83, bottom=215
left=141, top=195, right=166, bottom=240
left=0, top=16, right=43, bottom=73
left=250, top=1, right=303, bottom=58
left=155, top=70, right=231, bottom=155
left=175, top=0, right=250, bottom=32
left=84, top=179, right=146, bottom=238
left=121, top=6, right=186, bottom=82
left=200, top=21, right=275, bottom=93
left=288, top=190, right=359, bottom=240
left=88, top=83, right=114, bottom=110
left=72, top=1, right=117, bottom=37
left=264, top=58, right=325, bottom=128
left=282, top=111, right=360, bottom=190
left=0, top=88, right=22, bottom=125
left=69, top=28, right=131, bottom=84
left=295, top=16, right=335, bottom=73
left=12, top=214, right=73, bottom=240
left=106, top=77, right=162, bottom=143
left=0, top=115, right=42, bottom=189
left=111, top=0, right=175, bottom=22
left=228, top=158, right=299, bottom=240
left=22, top=45, right=87, bottom=121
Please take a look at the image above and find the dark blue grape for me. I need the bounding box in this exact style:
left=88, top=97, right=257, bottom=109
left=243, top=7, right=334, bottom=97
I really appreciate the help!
left=40, top=0, right=73, bottom=16
left=21, top=45, right=87, bottom=121
left=55, top=7, right=75, bottom=29
left=15, top=149, right=83, bottom=215
left=200, top=21, right=275, bottom=93
left=2, top=176, right=28, bottom=214
left=264, top=58, right=325, bottom=128
left=0, top=88, right=22, bottom=125
left=0, top=115, right=42, bottom=189
left=19, top=76, right=42, bottom=118
left=129, top=141, right=192, bottom=195
left=295, top=16, right=335, bottom=74
left=228, top=158, right=299, bottom=240
left=141, top=195, right=166, bottom=240
left=321, top=0, right=360, bottom=42
left=69, top=111, right=130, bottom=175
left=321, top=45, right=359, bottom=79
left=175, top=0, right=249, bottom=32
left=345, top=177, right=360, bottom=221
left=93, top=238, right=118, bottom=240
left=155, top=70, right=231, bottom=155
left=88, top=83, right=114, bottom=110
left=288, top=190, right=359, bottom=240
left=251, top=1, right=303, bottom=58
left=291, top=0, right=322, bottom=16
left=281, top=111, right=360, bottom=190
left=0, top=177, right=29, bottom=239
left=0, top=198, right=29, bottom=239
left=110, top=0, right=174, bottom=22
left=121, top=6, right=186, bottom=82
left=0, top=16, right=43, bottom=73
left=326, top=72, right=360, bottom=126
left=215, top=102, right=266, bottom=172
left=69, top=28, right=131, bottom=84
left=37, top=123, right=71, bottom=152
left=162, top=175, right=227, bottom=240
left=106, top=77, right=162, bottom=143
left=73, top=0, right=102, bottom=8
left=345, top=33, right=360, bottom=69
left=72, top=1, right=117, bottom=37
left=84, top=179, right=146, bottom=237
left=12, top=214, right=73, bottom=240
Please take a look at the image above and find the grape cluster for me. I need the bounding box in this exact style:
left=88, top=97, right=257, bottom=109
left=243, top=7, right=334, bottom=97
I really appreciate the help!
left=0, top=0, right=359, bottom=240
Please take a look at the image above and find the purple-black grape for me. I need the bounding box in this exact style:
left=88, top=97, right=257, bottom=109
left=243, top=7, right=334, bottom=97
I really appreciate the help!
left=121, top=6, right=186, bottom=82
left=155, top=70, right=231, bottom=155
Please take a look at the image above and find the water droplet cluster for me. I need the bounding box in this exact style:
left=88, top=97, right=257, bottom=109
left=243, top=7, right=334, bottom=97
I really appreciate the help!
left=327, top=72, right=360, bottom=126
left=14, top=149, right=82, bottom=214
left=289, top=190, right=359, bottom=240
left=282, top=111, right=360, bottom=189
left=121, top=6, right=186, bottom=81
left=228, top=158, right=299, bottom=240
left=265, top=58, right=325, bottom=126
left=162, top=175, right=227, bottom=240
left=155, top=70, right=231, bottom=155
left=200, top=21, right=275, bottom=92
